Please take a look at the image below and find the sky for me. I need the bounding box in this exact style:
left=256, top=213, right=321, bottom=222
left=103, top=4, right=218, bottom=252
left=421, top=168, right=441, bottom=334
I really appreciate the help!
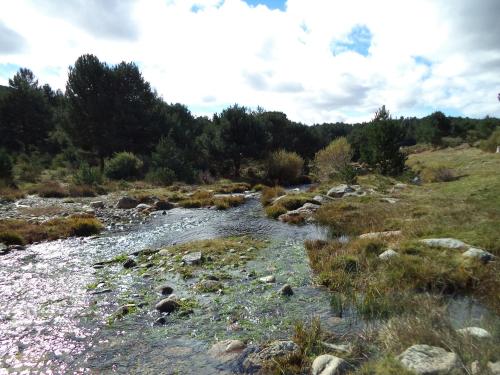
left=0, top=0, right=499, bottom=124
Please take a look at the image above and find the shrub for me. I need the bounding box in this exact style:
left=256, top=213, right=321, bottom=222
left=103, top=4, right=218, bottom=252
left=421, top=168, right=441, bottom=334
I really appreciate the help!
left=0, top=231, right=24, bottom=245
left=67, top=217, right=103, bottom=236
left=0, top=149, right=13, bottom=181
left=74, top=162, right=103, bottom=186
left=420, top=166, right=456, bottom=183
left=146, top=167, right=176, bottom=186
left=260, top=186, right=285, bottom=206
left=313, top=137, right=353, bottom=181
left=265, top=204, right=288, bottom=218
left=480, top=129, right=500, bottom=153
left=14, top=153, right=44, bottom=182
left=32, top=181, right=69, bottom=198
left=105, top=152, right=143, bottom=180
left=0, top=187, right=25, bottom=202
left=266, top=150, right=304, bottom=185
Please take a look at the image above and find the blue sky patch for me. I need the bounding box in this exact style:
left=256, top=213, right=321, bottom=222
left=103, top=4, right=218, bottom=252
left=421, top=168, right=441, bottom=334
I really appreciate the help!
left=0, top=63, right=20, bottom=83
left=242, top=0, right=286, bottom=11
left=331, top=25, right=372, bottom=57
left=414, top=56, right=432, bottom=67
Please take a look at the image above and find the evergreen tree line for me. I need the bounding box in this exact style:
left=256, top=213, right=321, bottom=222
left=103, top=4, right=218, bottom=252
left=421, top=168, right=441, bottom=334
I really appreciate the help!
left=0, top=54, right=498, bottom=184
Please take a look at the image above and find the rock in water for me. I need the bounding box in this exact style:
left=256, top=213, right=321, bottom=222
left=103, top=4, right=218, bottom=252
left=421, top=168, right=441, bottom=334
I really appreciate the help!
left=397, top=344, right=461, bottom=374
left=159, top=285, right=174, bottom=296
left=90, top=201, right=105, bottom=209
left=312, top=354, right=349, bottom=375
left=279, top=284, right=294, bottom=296
left=259, top=275, right=276, bottom=283
left=123, top=258, right=137, bottom=268
left=154, top=200, right=174, bottom=211
left=155, top=298, right=180, bottom=313
left=182, top=251, right=203, bottom=265
left=116, top=196, right=139, bottom=209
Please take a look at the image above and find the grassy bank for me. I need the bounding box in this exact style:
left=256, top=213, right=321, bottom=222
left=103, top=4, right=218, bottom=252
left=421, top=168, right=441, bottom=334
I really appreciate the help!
left=0, top=216, right=103, bottom=245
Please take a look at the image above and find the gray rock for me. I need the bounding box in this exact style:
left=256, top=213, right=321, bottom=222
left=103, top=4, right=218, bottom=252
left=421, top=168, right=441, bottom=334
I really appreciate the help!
left=123, top=258, right=137, bottom=268
left=182, top=251, right=203, bottom=265
left=359, top=230, right=402, bottom=240
left=154, top=200, right=174, bottom=211
left=90, top=201, right=105, bottom=209
left=312, top=354, right=349, bottom=375
left=279, top=284, right=294, bottom=296
left=327, top=185, right=355, bottom=198
left=136, top=203, right=152, bottom=211
left=155, top=298, right=180, bottom=313
left=313, top=195, right=332, bottom=204
left=379, top=249, right=399, bottom=260
left=462, top=247, right=495, bottom=262
left=397, top=344, right=461, bottom=374
left=320, top=342, right=352, bottom=354
left=471, top=360, right=500, bottom=375
left=489, top=361, right=500, bottom=374
left=159, top=285, right=174, bottom=296
left=116, top=196, right=139, bottom=209
left=254, top=340, right=299, bottom=361
left=195, top=279, right=222, bottom=292
left=457, top=327, right=492, bottom=339
left=259, top=275, right=276, bottom=283
left=208, top=339, right=246, bottom=362
left=420, top=238, right=467, bottom=249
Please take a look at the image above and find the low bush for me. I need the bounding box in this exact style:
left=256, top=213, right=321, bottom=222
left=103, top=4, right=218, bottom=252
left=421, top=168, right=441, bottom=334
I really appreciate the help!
left=420, top=166, right=457, bottom=183
left=105, top=152, right=143, bottom=180
left=74, top=162, right=103, bottom=186
left=67, top=217, right=103, bottom=236
left=313, top=137, right=353, bottom=182
left=479, top=129, right=500, bottom=153
left=32, top=181, right=69, bottom=198
left=0, top=149, right=13, bottom=181
left=260, top=186, right=285, bottom=206
left=265, top=204, right=288, bottom=218
left=14, top=153, right=44, bottom=182
left=266, top=150, right=304, bottom=185
left=146, top=167, right=176, bottom=186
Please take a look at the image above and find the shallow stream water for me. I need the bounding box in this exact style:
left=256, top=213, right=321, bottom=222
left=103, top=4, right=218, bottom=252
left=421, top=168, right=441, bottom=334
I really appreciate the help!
left=0, top=196, right=495, bottom=374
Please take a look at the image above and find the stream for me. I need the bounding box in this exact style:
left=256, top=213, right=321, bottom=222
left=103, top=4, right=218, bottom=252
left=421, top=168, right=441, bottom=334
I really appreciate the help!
left=0, top=196, right=494, bottom=374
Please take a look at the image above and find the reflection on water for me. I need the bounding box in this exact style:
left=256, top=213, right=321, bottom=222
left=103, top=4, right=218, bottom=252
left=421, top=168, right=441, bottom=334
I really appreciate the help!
left=0, top=198, right=496, bottom=374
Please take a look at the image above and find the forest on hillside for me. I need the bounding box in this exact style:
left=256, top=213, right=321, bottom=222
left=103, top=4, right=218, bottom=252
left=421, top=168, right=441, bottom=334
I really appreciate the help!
left=1, top=54, right=499, bottom=188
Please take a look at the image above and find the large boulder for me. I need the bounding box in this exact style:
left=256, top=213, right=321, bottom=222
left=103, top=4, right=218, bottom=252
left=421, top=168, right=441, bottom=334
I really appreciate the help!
left=312, top=354, right=349, bottom=375
left=397, top=344, right=461, bottom=374
left=379, top=249, right=399, bottom=260
left=116, top=196, right=139, bottom=209
left=154, top=200, right=174, bottom=211
left=327, top=185, right=355, bottom=198
left=420, top=238, right=467, bottom=249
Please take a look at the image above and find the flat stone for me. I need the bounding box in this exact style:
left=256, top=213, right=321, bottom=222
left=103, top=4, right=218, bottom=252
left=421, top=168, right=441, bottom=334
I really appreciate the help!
left=359, top=230, right=402, bottom=240
left=327, top=185, right=355, bottom=198
left=457, top=327, right=492, bottom=339
left=182, top=251, right=203, bottom=265
left=420, top=238, right=467, bottom=249
left=155, top=298, right=180, bottom=313
left=397, top=344, right=461, bottom=374
left=279, top=284, right=294, bottom=296
left=259, top=275, right=276, bottom=283
left=379, top=249, right=399, bottom=260
left=312, top=354, right=349, bottom=375
left=462, top=247, right=495, bottom=262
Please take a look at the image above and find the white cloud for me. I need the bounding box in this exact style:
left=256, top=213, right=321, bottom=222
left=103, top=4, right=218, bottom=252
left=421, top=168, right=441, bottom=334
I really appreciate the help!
left=0, top=0, right=498, bottom=123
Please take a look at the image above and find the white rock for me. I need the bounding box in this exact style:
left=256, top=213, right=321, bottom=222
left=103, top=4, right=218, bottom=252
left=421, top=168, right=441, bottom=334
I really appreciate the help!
left=182, top=251, right=203, bottom=265
left=397, top=344, right=461, bottom=374
left=462, top=247, right=495, bottom=262
left=312, top=354, right=349, bottom=375
left=380, top=197, right=398, bottom=204
left=457, top=327, right=492, bottom=339
left=359, top=230, right=402, bottom=240
left=379, top=249, right=399, bottom=260
left=420, top=238, right=467, bottom=249
left=259, top=275, right=276, bottom=283
left=136, top=203, right=152, bottom=211
left=471, top=360, right=500, bottom=375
